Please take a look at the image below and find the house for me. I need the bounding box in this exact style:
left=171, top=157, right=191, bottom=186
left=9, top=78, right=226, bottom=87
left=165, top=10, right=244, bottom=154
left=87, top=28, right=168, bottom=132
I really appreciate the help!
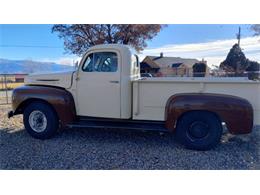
left=140, top=56, right=161, bottom=74
left=140, top=53, right=207, bottom=77
left=15, top=74, right=26, bottom=82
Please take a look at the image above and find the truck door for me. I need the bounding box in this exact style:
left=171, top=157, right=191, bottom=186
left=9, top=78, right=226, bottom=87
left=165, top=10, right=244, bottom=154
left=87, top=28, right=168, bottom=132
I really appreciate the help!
left=76, top=50, right=121, bottom=118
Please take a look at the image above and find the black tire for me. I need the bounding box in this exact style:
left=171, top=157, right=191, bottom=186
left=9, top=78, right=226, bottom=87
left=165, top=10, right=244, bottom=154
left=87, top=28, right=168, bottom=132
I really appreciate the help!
left=175, top=111, right=222, bottom=150
left=23, top=101, right=59, bottom=139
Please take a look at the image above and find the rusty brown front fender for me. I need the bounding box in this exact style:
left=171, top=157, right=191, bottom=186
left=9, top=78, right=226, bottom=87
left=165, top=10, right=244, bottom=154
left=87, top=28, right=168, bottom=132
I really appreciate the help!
left=12, top=85, right=76, bottom=127
left=165, top=93, right=254, bottom=134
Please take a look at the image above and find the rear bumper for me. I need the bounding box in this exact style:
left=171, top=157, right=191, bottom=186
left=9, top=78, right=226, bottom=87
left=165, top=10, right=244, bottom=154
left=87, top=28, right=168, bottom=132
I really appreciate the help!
left=8, top=111, right=14, bottom=118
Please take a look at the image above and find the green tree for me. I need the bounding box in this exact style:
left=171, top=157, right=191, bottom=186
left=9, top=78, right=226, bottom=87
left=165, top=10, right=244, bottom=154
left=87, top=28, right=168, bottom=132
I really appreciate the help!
left=52, top=24, right=165, bottom=55
left=220, top=44, right=250, bottom=76
left=193, top=62, right=207, bottom=77
left=247, top=61, right=260, bottom=80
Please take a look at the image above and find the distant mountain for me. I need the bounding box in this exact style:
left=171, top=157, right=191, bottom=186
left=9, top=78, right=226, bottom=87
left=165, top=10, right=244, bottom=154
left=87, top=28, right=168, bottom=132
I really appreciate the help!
left=0, top=59, right=75, bottom=74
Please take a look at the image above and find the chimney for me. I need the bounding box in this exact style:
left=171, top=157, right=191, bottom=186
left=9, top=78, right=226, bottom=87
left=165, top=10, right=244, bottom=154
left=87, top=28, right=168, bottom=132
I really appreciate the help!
left=160, top=52, right=164, bottom=58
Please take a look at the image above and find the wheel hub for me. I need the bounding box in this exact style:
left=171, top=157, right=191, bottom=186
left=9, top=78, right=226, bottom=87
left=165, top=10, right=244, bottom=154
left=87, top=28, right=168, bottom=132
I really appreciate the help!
left=28, top=110, right=47, bottom=132
left=188, top=121, right=209, bottom=139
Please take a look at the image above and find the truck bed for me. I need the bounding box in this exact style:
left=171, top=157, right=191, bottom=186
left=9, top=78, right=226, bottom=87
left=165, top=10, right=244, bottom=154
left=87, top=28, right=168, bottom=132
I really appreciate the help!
left=133, top=77, right=260, bottom=126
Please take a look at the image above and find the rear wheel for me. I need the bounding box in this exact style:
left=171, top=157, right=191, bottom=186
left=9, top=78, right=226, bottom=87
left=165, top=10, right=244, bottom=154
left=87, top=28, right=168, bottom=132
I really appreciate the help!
left=23, top=101, right=59, bottom=139
left=176, top=111, right=222, bottom=150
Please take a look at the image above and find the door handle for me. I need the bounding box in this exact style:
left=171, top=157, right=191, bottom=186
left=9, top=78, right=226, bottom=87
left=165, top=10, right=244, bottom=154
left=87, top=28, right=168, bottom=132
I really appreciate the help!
left=110, top=80, right=119, bottom=83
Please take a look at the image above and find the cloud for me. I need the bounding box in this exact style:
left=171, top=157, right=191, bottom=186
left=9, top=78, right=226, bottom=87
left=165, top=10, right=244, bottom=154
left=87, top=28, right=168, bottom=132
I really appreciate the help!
left=37, top=36, right=260, bottom=68
left=141, top=36, right=260, bottom=66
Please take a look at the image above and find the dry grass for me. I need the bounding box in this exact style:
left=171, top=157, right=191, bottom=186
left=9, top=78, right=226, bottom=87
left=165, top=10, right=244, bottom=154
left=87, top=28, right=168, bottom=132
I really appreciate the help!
left=0, top=82, right=24, bottom=90
left=0, top=104, right=23, bottom=129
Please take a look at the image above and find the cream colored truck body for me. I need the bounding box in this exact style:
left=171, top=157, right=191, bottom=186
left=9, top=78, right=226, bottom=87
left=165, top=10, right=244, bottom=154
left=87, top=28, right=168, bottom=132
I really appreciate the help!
left=25, top=44, right=260, bottom=126
left=132, top=77, right=260, bottom=126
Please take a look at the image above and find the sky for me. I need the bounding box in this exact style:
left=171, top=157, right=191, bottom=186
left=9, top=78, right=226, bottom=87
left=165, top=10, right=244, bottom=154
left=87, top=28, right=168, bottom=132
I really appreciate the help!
left=0, top=24, right=259, bottom=66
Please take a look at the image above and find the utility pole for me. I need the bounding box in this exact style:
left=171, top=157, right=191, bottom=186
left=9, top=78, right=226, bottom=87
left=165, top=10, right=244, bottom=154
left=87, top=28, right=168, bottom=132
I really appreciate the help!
left=237, top=26, right=241, bottom=46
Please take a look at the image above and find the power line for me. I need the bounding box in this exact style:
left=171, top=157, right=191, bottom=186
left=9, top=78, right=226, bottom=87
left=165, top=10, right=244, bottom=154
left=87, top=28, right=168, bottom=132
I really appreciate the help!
left=0, top=45, right=62, bottom=48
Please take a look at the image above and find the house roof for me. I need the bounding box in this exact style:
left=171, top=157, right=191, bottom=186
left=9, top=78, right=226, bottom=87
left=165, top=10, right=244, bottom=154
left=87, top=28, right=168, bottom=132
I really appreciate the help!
left=145, top=56, right=199, bottom=68
left=15, top=75, right=26, bottom=78
left=141, top=56, right=160, bottom=69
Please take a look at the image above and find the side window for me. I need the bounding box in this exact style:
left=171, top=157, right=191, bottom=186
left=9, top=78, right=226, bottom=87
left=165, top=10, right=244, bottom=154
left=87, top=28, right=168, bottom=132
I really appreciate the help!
left=82, top=53, right=94, bottom=72
left=82, top=52, right=118, bottom=72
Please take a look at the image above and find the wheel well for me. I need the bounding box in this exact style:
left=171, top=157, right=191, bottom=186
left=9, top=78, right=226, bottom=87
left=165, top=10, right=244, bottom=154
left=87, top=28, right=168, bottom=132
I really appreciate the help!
left=175, top=110, right=222, bottom=128
left=15, top=98, right=58, bottom=118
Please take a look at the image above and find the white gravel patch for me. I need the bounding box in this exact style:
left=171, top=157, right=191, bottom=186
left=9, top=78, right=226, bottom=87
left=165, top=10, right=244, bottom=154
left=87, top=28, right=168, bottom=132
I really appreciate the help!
left=0, top=105, right=259, bottom=169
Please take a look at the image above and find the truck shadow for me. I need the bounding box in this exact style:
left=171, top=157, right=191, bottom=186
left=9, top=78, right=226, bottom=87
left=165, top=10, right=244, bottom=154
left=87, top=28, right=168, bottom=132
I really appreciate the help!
left=0, top=126, right=259, bottom=170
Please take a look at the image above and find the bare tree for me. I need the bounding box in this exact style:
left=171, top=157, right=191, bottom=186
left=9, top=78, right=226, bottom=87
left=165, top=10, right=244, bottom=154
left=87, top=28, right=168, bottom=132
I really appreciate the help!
left=52, top=24, right=165, bottom=55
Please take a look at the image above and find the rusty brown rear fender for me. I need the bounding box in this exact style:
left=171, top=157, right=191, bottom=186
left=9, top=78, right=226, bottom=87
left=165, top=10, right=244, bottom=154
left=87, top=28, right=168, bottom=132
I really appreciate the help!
left=12, top=85, right=76, bottom=127
left=165, top=93, right=253, bottom=134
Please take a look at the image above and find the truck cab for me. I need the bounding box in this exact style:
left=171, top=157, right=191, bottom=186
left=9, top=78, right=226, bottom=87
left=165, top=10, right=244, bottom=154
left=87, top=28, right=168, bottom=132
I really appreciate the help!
left=72, top=44, right=140, bottom=119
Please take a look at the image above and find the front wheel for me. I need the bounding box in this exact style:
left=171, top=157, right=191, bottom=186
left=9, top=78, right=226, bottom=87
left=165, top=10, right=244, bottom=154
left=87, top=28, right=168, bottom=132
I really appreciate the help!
left=23, top=101, right=59, bottom=139
left=176, top=111, right=223, bottom=150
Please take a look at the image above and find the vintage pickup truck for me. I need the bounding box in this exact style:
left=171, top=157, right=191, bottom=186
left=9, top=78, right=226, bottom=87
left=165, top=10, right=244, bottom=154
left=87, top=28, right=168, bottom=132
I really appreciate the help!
left=8, top=44, right=260, bottom=150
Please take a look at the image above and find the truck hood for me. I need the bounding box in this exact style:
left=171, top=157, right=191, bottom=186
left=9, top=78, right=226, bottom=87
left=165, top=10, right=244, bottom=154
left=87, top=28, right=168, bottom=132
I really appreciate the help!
left=24, top=70, right=75, bottom=89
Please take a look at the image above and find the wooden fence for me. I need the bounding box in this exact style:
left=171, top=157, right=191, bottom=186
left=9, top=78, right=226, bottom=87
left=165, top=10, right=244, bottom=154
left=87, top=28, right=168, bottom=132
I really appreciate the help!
left=0, top=74, right=27, bottom=105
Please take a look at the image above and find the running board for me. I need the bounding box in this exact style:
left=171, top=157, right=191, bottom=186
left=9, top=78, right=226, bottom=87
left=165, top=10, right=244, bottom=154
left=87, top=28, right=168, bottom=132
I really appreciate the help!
left=67, top=117, right=168, bottom=132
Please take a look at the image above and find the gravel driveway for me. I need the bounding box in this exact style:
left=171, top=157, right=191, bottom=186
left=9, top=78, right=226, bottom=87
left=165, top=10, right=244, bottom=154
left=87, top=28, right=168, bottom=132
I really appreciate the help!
left=0, top=105, right=259, bottom=170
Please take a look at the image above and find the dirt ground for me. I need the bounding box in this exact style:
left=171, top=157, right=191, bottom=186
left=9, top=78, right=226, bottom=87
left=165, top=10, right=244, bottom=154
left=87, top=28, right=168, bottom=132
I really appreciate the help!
left=0, top=104, right=259, bottom=170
